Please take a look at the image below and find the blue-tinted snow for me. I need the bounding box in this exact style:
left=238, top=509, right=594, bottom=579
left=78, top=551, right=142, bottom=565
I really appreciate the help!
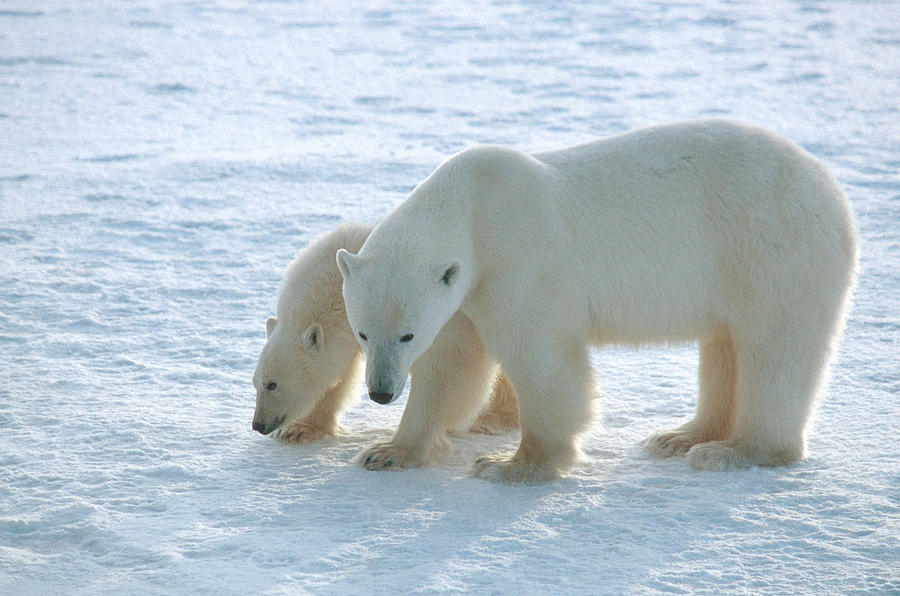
left=1, top=1, right=897, bottom=594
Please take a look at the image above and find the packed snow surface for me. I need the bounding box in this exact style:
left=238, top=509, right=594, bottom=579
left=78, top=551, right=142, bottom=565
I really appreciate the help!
left=1, top=1, right=898, bottom=594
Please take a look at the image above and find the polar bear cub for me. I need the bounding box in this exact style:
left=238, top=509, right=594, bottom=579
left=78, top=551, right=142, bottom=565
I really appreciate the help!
left=252, top=223, right=517, bottom=468
left=337, top=119, right=858, bottom=484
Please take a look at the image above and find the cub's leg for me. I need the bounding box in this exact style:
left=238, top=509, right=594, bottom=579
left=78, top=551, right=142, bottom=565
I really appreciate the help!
left=278, top=354, right=362, bottom=443
left=471, top=339, right=594, bottom=484
left=644, top=328, right=736, bottom=457
left=468, top=372, right=519, bottom=434
left=359, top=311, right=498, bottom=470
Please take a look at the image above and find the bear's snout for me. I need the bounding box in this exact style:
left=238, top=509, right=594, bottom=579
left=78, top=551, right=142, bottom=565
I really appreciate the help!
left=369, top=391, right=394, bottom=405
left=252, top=415, right=284, bottom=435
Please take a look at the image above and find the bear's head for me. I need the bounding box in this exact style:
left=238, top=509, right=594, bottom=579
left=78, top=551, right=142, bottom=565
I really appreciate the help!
left=336, top=247, right=467, bottom=404
left=251, top=313, right=356, bottom=435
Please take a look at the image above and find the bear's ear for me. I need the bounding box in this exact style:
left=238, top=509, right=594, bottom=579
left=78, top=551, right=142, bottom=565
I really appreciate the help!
left=435, top=260, right=462, bottom=287
left=266, top=316, right=278, bottom=338
left=301, top=323, right=323, bottom=351
left=336, top=248, right=357, bottom=279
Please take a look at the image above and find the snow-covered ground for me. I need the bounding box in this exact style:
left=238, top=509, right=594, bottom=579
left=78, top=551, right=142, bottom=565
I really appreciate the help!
left=1, top=1, right=897, bottom=593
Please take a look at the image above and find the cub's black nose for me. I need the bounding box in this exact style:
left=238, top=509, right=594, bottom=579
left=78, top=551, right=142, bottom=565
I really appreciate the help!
left=252, top=421, right=270, bottom=435
left=369, top=392, right=394, bottom=405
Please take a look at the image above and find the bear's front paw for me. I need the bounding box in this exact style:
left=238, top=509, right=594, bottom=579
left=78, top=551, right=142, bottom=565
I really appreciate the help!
left=357, top=442, right=428, bottom=471
left=276, top=421, right=338, bottom=444
left=469, top=454, right=560, bottom=484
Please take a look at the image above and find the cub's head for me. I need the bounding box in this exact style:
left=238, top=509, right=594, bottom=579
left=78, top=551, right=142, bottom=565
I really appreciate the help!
left=336, top=248, right=467, bottom=404
left=251, top=315, right=354, bottom=435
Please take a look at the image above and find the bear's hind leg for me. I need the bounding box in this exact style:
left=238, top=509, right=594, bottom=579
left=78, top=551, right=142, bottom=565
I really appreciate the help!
left=468, top=372, right=519, bottom=434
left=470, top=343, right=593, bottom=484
left=644, top=328, right=736, bottom=457
left=686, top=326, right=832, bottom=470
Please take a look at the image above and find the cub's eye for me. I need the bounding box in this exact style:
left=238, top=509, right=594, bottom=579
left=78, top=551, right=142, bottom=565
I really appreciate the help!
left=358, top=332, right=367, bottom=341
left=400, top=333, right=414, bottom=343
left=266, top=382, right=277, bottom=391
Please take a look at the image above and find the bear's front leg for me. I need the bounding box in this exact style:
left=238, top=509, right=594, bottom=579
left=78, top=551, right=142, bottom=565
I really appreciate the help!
left=276, top=420, right=341, bottom=443
left=357, top=437, right=446, bottom=471
left=469, top=342, right=593, bottom=484
left=277, top=359, right=360, bottom=444
left=357, top=310, right=499, bottom=471
left=471, top=432, right=579, bottom=484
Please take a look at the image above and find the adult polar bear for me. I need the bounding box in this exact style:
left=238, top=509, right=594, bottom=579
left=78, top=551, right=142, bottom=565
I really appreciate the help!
left=337, top=119, right=858, bottom=484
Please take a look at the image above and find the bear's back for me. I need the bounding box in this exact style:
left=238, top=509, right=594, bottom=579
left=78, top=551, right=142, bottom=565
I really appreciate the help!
left=277, top=222, right=374, bottom=330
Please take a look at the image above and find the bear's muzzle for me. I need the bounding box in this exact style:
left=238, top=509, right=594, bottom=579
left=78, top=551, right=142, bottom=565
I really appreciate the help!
left=368, top=391, right=394, bottom=405
left=252, top=415, right=284, bottom=435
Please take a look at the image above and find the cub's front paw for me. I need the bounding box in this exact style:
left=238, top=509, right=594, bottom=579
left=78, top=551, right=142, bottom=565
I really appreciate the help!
left=276, top=421, right=337, bottom=444
left=357, top=442, right=428, bottom=471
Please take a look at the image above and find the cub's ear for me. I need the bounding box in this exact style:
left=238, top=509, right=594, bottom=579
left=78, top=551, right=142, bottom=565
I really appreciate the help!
left=301, top=323, right=323, bottom=351
left=336, top=249, right=357, bottom=279
left=266, top=316, right=278, bottom=338
left=435, top=260, right=462, bottom=287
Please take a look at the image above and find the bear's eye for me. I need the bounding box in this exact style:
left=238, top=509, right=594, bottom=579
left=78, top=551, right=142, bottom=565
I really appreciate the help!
left=266, top=382, right=277, bottom=391
left=358, top=332, right=367, bottom=342
left=400, top=333, right=414, bottom=343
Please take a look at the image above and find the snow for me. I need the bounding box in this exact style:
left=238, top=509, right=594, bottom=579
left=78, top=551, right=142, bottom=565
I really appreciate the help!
left=1, top=0, right=898, bottom=593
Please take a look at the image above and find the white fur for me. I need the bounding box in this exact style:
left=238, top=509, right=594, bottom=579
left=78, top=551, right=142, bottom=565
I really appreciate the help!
left=252, top=224, right=517, bottom=466
left=337, top=119, right=858, bottom=484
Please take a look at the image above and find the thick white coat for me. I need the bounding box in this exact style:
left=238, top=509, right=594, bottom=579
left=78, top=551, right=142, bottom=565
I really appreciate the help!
left=252, top=224, right=517, bottom=465
left=337, top=119, right=858, bottom=483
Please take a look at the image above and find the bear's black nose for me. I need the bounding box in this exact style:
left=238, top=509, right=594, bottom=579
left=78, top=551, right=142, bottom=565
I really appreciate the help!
left=252, top=415, right=284, bottom=435
left=369, top=392, right=394, bottom=404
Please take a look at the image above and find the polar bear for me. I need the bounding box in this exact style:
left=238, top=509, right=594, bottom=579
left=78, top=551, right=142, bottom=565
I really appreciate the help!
left=336, top=119, right=858, bottom=484
left=251, top=223, right=517, bottom=467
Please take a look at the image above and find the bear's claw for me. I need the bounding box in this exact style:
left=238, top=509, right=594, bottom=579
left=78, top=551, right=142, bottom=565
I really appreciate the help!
left=276, top=421, right=337, bottom=444
left=364, top=454, right=393, bottom=467
left=358, top=442, right=425, bottom=471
